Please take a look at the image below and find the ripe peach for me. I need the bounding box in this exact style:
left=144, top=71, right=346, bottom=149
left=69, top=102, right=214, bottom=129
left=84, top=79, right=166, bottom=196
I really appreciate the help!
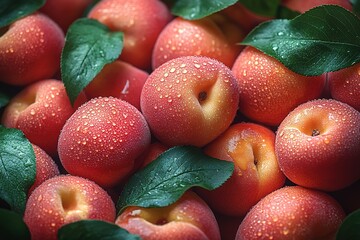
left=88, top=0, right=172, bottom=70
left=282, top=0, right=353, bottom=13
left=0, top=13, right=64, bottom=86
left=28, top=144, right=60, bottom=195
left=232, top=46, right=325, bottom=126
left=84, top=60, right=149, bottom=110
left=328, top=63, right=360, bottom=112
left=276, top=99, right=360, bottom=191
left=58, top=97, right=151, bottom=187
left=197, top=122, right=286, bottom=217
left=24, top=175, right=116, bottom=240
left=116, top=191, right=221, bottom=240
left=40, top=0, right=93, bottom=32
left=138, top=141, right=169, bottom=168
left=1, top=79, right=87, bottom=156
left=152, top=14, right=245, bottom=69
left=235, top=186, right=346, bottom=240
left=141, top=56, right=239, bottom=147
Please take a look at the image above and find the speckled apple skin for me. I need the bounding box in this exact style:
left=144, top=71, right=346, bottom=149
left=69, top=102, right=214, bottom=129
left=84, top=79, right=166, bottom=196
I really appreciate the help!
left=0, top=13, right=64, bottom=86
left=276, top=99, right=360, bottom=191
left=141, top=56, right=239, bottom=147
left=236, top=186, right=346, bottom=240
left=116, top=191, right=221, bottom=240
left=232, top=46, right=325, bottom=126
left=58, top=97, right=151, bottom=187
left=24, top=175, right=116, bottom=240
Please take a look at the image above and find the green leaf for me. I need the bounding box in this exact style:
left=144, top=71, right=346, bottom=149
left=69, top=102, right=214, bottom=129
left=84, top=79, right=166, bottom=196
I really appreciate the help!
left=0, top=91, right=10, bottom=108
left=0, top=208, right=31, bottom=240
left=336, top=209, right=360, bottom=240
left=169, top=0, right=237, bottom=20
left=116, top=146, right=234, bottom=214
left=58, top=220, right=141, bottom=240
left=350, top=0, right=360, bottom=16
left=241, top=5, right=360, bottom=76
left=238, top=0, right=281, bottom=17
left=0, top=126, right=36, bottom=214
left=0, top=0, right=46, bottom=28
left=61, top=18, right=123, bottom=104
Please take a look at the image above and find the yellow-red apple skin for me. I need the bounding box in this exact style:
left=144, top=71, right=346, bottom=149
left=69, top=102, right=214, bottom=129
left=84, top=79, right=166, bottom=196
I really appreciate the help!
left=58, top=97, right=151, bottom=187
left=152, top=14, right=244, bottom=70
left=84, top=60, right=149, bottom=110
left=88, top=0, right=172, bottom=70
left=282, top=0, right=353, bottom=13
left=1, top=79, right=87, bottom=156
left=40, top=0, right=93, bottom=32
left=235, top=186, right=346, bottom=240
left=141, top=56, right=240, bottom=147
left=0, top=13, right=64, bottom=86
left=232, top=46, right=325, bottom=126
left=328, top=63, right=360, bottom=112
left=24, top=175, right=116, bottom=240
left=197, top=122, right=286, bottom=217
left=28, top=144, right=60, bottom=195
left=275, top=99, right=360, bottom=191
left=116, top=191, right=221, bottom=240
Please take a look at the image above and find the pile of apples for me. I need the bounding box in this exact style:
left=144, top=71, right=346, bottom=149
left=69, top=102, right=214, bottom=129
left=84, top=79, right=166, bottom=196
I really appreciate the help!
left=0, top=0, right=359, bottom=239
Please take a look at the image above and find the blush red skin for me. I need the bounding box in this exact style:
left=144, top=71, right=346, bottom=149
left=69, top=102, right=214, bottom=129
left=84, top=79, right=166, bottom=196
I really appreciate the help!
left=24, top=175, right=116, bottom=240
left=116, top=191, right=221, bottom=240
left=235, top=186, right=346, bottom=240
left=88, top=0, right=172, bottom=70
left=58, top=97, right=151, bottom=187
left=1, top=79, right=87, bottom=156
left=232, top=46, right=325, bottom=126
left=275, top=99, right=360, bottom=191
left=141, top=56, right=240, bottom=147
left=152, top=15, right=244, bottom=70
left=28, top=144, right=60, bottom=195
left=328, top=63, right=360, bottom=112
left=84, top=60, right=149, bottom=110
left=0, top=13, right=64, bottom=86
left=196, top=122, right=285, bottom=217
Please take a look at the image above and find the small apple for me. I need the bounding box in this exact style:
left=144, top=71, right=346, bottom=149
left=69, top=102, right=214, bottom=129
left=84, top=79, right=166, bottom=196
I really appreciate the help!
left=24, top=175, right=116, bottom=240
left=141, top=55, right=240, bottom=147
left=0, top=13, right=64, bottom=86
left=116, top=191, right=221, bottom=240
left=58, top=96, right=151, bottom=187
left=275, top=99, right=360, bottom=191
left=235, top=186, right=346, bottom=240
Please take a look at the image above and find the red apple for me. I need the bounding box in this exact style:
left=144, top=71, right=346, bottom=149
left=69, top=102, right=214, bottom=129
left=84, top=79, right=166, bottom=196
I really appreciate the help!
left=275, top=99, right=360, bottom=191
left=84, top=60, right=149, bottom=110
left=232, top=46, right=326, bottom=126
left=24, top=175, right=116, bottom=240
left=328, top=63, right=360, bottom=112
left=235, top=186, right=346, bottom=240
left=141, top=55, right=240, bottom=147
left=58, top=97, right=151, bottom=187
left=152, top=14, right=245, bottom=69
left=197, top=122, right=286, bottom=217
left=1, top=79, right=87, bottom=156
left=88, top=0, right=172, bottom=70
left=0, top=13, right=64, bottom=86
left=116, top=191, right=221, bottom=240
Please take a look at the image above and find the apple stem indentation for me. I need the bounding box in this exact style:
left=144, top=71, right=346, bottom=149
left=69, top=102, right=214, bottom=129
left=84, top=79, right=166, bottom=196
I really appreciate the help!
left=311, top=129, right=321, bottom=136
left=155, top=218, right=168, bottom=225
left=198, top=91, right=207, bottom=102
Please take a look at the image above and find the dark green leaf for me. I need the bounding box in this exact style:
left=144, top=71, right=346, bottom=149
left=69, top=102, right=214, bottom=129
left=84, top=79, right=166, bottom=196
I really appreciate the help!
left=58, top=220, right=141, bottom=240
left=238, top=0, right=281, bottom=17
left=117, top=146, right=234, bottom=214
left=0, top=208, right=31, bottom=240
left=336, top=209, right=360, bottom=240
left=350, top=0, right=360, bottom=16
left=0, top=0, right=46, bottom=28
left=61, top=18, right=123, bottom=104
left=241, top=5, right=360, bottom=76
left=170, top=0, right=237, bottom=20
left=0, top=126, right=36, bottom=214
left=0, top=91, right=10, bottom=108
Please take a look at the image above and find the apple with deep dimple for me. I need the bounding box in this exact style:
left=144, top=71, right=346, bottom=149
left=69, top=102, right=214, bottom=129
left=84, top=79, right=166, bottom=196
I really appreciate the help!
left=275, top=98, right=360, bottom=191
left=141, top=55, right=240, bottom=147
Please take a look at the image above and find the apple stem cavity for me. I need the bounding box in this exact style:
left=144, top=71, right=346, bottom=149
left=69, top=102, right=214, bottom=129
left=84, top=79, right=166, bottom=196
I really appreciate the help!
left=198, top=91, right=207, bottom=102
left=312, top=129, right=321, bottom=136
